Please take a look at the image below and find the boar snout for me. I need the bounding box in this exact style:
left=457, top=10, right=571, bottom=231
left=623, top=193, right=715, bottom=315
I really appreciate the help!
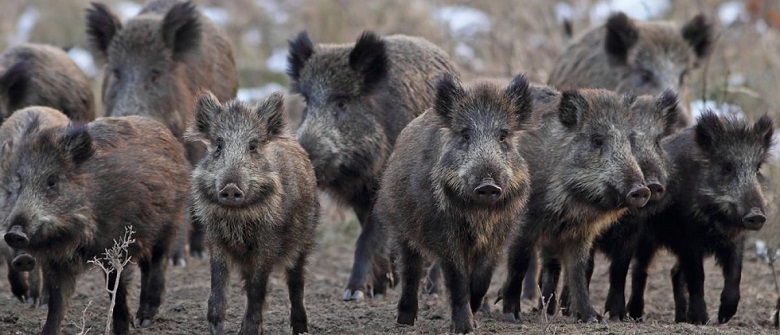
left=4, top=225, right=29, bottom=249
left=474, top=179, right=502, bottom=204
left=646, top=177, right=665, bottom=203
left=742, top=208, right=766, bottom=231
left=625, top=185, right=651, bottom=210
left=11, top=253, right=35, bottom=272
left=218, top=183, right=245, bottom=207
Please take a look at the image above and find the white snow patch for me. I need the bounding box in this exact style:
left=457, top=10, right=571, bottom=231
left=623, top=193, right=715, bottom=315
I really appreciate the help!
left=690, top=100, right=745, bottom=120
left=718, top=1, right=745, bottom=27
left=242, top=28, right=263, bottom=46
left=454, top=42, right=475, bottom=60
left=202, top=7, right=230, bottom=28
left=555, top=2, right=574, bottom=23
left=116, top=2, right=142, bottom=21
left=237, top=83, right=286, bottom=103
left=68, top=47, right=98, bottom=77
left=771, top=134, right=780, bottom=161
left=727, top=73, right=746, bottom=87
left=266, top=48, right=288, bottom=73
left=8, top=7, right=40, bottom=46
left=589, top=0, right=670, bottom=23
left=432, top=6, right=491, bottom=38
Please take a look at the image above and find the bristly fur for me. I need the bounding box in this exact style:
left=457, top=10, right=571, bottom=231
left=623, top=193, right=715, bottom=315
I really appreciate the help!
left=681, top=14, right=714, bottom=59
left=255, top=92, right=287, bottom=137
left=348, top=31, right=389, bottom=93
left=84, top=2, right=122, bottom=60
left=605, top=12, right=638, bottom=59
left=286, top=31, right=314, bottom=84
left=160, top=1, right=202, bottom=60
left=0, top=61, right=30, bottom=107
left=558, top=90, right=586, bottom=128
left=62, top=125, right=95, bottom=165
left=434, top=73, right=465, bottom=126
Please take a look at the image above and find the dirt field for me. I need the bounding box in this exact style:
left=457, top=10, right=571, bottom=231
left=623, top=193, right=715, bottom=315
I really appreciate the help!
left=0, top=213, right=777, bottom=335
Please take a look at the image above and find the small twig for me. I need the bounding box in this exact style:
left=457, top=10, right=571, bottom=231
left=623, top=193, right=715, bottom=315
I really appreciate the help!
left=87, top=226, right=136, bottom=335
left=75, top=301, right=92, bottom=335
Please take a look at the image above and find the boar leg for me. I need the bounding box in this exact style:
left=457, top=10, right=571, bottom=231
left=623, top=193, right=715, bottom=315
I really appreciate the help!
left=561, top=248, right=595, bottom=316
left=680, top=252, right=707, bottom=324
left=239, top=267, right=271, bottom=335
left=500, top=236, right=534, bottom=322
left=189, top=210, right=207, bottom=258
left=207, top=251, right=230, bottom=335
left=539, top=247, right=562, bottom=315
left=670, top=261, right=688, bottom=322
left=715, top=242, right=743, bottom=324
left=40, top=265, right=76, bottom=335
left=286, top=252, right=309, bottom=335
left=604, top=248, right=632, bottom=321
left=564, top=246, right=601, bottom=323
left=396, top=240, right=422, bottom=326
left=5, top=256, right=28, bottom=303
left=135, top=244, right=168, bottom=327
left=344, top=205, right=390, bottom=300
left=441, top=261, right=474, bottom=334
left=521, top=251, right=539, bottom=301
left=470, top=256, right=496, bottom=316
left=627, top=237, right=657, bottom=320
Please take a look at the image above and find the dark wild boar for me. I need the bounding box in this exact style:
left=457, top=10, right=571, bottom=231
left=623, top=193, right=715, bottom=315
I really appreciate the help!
left=626, top=111, right=775, bottom=325
left=288, top=30, right=458, bottom=300
left=498, top=89, right=652, bottom=323
left=1, top=114, right=190, bottom=335
left=86, top=0, right=239, bottom=259
left=188, top=92, right=318, bottom=335
left=0, top=43, right=95, bottom=122
left=379, top=74, right=534, bottom=333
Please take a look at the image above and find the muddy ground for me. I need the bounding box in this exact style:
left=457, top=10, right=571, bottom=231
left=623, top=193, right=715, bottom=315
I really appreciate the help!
left=0, top=212, right=778, bottom=335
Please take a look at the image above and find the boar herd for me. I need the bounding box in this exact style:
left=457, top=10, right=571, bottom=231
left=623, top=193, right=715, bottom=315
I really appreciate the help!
left=0, top=1, right=775, bottom=334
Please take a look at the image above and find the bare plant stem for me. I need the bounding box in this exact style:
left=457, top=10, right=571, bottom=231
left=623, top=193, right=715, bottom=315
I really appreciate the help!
left=88, top=226, right=136, bottom=335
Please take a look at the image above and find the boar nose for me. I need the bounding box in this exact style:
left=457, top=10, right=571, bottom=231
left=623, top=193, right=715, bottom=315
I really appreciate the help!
left=218, top=183, right=245, bottom=207
left=11, top=253, right=35, bottom=272
left=646, top=178, right=665, bottom=203
left=742, top=208, right=766, bottom=231
left=4, top=225, right=29, bottom=248
left=474, top=179, right=502, bottom=204
left=626, top=186, right=651, bottom=209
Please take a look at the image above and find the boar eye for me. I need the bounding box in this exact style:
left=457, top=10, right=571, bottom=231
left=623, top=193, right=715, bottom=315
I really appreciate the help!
left=591, top=134, right=605, bottom=148
left=149, top=70, right=162, bottom=83
left=498, top=130, right=508, bottom=143
left=460, top=129, right=471, bottom=141
left=249, top=140, right=259, bottom=153
left=214, top=138, right=224, bottom=156
left=640, top=70, right=654, bottom=83
left=112, top=68, right=122, bottom=80
left=46, top=176, right=57, bottom=190
left=721, top=162, right=734, bottom=175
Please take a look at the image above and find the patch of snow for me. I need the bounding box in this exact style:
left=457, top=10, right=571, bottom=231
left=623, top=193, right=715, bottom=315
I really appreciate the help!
left=755, top=19, right=769, bottom=34
left=727, top=73, right=745, bottom=87
left=8, top=7, right=40, bottom=46
left=116, top=2, right=142, bottom=21
left=202, top=7, right=230, bottom=28
left=690, top=100, right=745, bottom=120
left=255, top=0, right=289, bottom=24
left=555, top=2, right=574, bottom=23
left=589, top=0, right=670, bottom=23
left=266, top=48, right=288, bottom=74
left=772, top=134, right=780, bottom=161
left=68, top=47, right=98, bottom=77
left=237, top=83, right=286, bottom=103
left=718, top=1, right=745, bottom=27
left=454, top=42, right=475, bottom=60
left=754, top=240, right=780, bottom=262
left=432, top=6, right=491, bottom=38
left=242, top=28, right=263, bottom=46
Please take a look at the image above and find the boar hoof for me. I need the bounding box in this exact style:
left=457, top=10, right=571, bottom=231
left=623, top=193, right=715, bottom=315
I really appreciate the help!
left=503, top=312, right=521, bottom=323
left=133, top=318, right=152, bottom=328
left=208, top=321, right=224, bottom=335
left=342, top=289, right=365, bottom=301
left=397, top=312, right=416, bottom=326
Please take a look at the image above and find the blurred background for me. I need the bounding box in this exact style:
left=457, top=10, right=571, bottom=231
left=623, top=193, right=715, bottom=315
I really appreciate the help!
left=0, top=0, right=778, bottom=251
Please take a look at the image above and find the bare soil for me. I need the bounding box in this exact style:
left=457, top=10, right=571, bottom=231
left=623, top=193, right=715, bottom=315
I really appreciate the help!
left=0, top=215, right=777, bottom=335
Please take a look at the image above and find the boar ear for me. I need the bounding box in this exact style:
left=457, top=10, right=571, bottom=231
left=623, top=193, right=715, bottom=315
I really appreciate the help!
left=349, top=31, right=388, bottom=93
left=287, top=31, right=314, bottom=83
left=192, top=91, right=221, bottom=137
left=604, top=12, right=638, bottom=61
left=753, top=115, right=775, bottom=152
left=682, top=14, right=714, bottom=61
left=85, top=2, right=122, bottom=61
left=62, top=125, right=94, bottom=165
left=161, top=1, right=202, bottom=61
left=0, top=62, right=30, bottom=109
left=694, top=110, right=723, bottom=152
left=434, top=74, right=464, bottom=127
left=559, top=90, right=586, bottom=128
left=505, top=74, right=534, bottom=128
left=656, top=89, right=680, bottom=135
left=256, top=92, right=287, bottom=137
